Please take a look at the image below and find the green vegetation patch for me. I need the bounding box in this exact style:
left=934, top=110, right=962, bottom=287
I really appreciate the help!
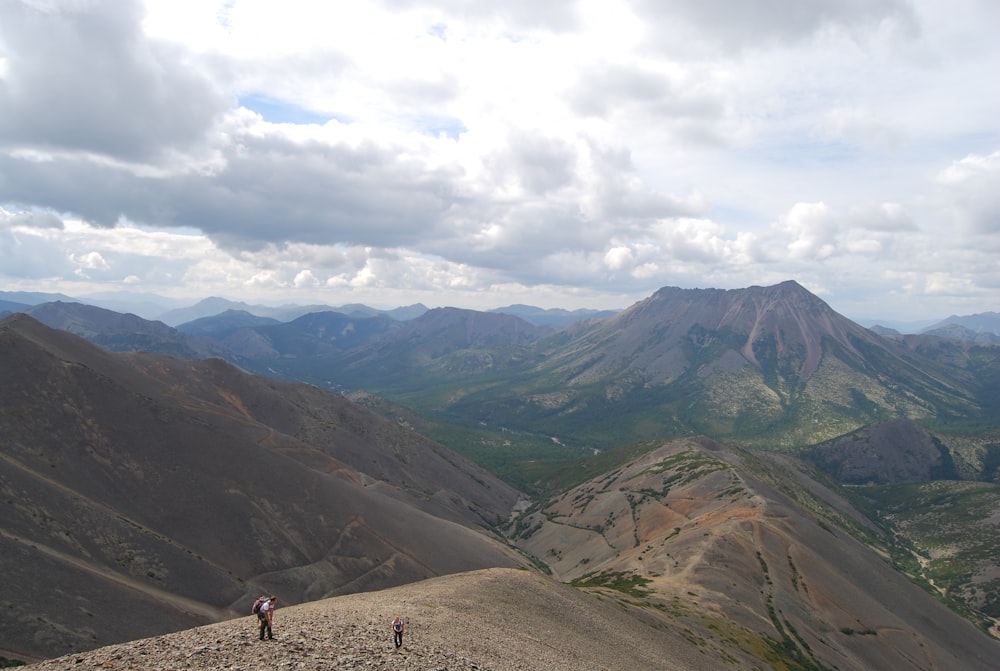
left=570, top=570, right=653, bottom=597
left=637, top=594, right=834, bottom=671
left=857, top=479, right=1000, bottom=622
left=645, top=448, right=731, bottom=478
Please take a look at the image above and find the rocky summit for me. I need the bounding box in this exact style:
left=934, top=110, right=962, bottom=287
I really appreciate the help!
left=27, top=569, right=706, bottom=671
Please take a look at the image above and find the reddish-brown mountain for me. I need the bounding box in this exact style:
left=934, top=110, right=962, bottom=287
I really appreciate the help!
left=508, top=437, right=1000, bottom=670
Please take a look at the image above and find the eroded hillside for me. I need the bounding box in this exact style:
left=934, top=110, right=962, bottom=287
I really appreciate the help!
left=507, top=437, right=1000, bottom=670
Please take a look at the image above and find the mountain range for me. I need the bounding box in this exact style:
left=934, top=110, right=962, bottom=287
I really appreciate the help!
left=14, top=283, right=998, bottom=448
left=2, top=281, right=1000, bottom=669
left=6, top=287, right=997, bottom=335
left=0, top=291, right=616, bottom=330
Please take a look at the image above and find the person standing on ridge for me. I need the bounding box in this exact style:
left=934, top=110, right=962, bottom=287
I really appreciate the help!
left=259, top=596, right=277, bottom=640
left=391, top=615, right=404, bottom=648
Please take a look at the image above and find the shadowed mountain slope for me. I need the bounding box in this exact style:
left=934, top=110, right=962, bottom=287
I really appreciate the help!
left=0, top=314, right=525, bottom=661
left=175, top=308, right=281, bottom=337
left=25, top=301, right=225, bottom=359
left=490, top=303, right=619, bottom=328
left=507, top=437, right=1000, bottom=670
left=335, top=306, right=551, bottom=382
left=801, top=419, right=962, bottom=484
left=232, top=310, right=402, bottom=362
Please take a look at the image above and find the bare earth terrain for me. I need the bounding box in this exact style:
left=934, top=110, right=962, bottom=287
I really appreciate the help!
left=29, top=568, right=708, bottom=671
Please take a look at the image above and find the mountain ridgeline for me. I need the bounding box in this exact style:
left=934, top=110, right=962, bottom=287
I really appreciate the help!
left=319, top=281, right=993, bottom=465
left=21, top=282, right=997, bottom=459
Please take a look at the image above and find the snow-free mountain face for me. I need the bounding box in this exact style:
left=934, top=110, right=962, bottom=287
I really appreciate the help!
left=539, top=280, right=880, bottom=383
left=0, top=314, right=525, bottom=660
left=395, top=281, right=986, bottom=451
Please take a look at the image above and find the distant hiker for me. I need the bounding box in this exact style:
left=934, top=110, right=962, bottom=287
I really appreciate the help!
left=258, top=596, right=277, bottom=640
left=391, top=615, right=404, bottom=648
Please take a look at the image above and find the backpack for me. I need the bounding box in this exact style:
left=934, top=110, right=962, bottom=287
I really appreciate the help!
left=252, top=596, right=267, bottom=615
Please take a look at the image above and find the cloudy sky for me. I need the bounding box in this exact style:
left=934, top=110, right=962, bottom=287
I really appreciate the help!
left=1, top=0, right=997, bottom=322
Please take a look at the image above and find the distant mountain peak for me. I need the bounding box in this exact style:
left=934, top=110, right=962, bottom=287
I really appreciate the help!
left=922, top=310, right=1000, bottom=341
left=620, top=281, right=867, bottom=381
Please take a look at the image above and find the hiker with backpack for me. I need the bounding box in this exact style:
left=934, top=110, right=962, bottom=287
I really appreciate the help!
left=391, top=615, right=404, bottom=648
left=253, top=596, right=277, bottom=640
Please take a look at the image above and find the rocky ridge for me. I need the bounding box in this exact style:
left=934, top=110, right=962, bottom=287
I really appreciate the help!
left=28, top=568, right=705, bottom=671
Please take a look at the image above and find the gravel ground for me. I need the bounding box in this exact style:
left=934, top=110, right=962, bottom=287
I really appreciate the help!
left=28, top=569, right=709, bottom=671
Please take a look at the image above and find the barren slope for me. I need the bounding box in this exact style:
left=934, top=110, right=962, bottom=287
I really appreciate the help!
left=508, top=437, right=1000, bottom=670
left=28, top=568, right=707, bottom=671
left=0, top=314, right=526, bottom=660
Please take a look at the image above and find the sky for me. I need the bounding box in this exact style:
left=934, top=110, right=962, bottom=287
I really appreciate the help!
left=1, top=0, right=998, bottom=323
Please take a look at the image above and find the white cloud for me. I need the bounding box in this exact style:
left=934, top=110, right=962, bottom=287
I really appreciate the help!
left=292, top=270, right=320, bottom=288
left=847, top=203, right=915, bottom=233
left=779, top=202, right=838, bottom=261
left=71, top=251, right=111, bottom=277
left=821, top=106, right=903, bottom=151
left=0, top=0, right=997, bottom=321
left=0, top=1, right=227, bottom=162
left=603, top=246, right=633, bottom=272
left=629, top=0, right=918, bottom=54
left=933, top=150, right=1000, bottom=239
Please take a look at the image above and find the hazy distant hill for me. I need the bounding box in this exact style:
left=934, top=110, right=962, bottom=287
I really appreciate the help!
left=923, top=322, right=1000, bottom=343
left=0, top=314, right=525, bottom=661
left=234, top=310, right=402, bottom=363
left=329, top=302, right=430, bottom=321
left=329, top=307, right=551, bottom=387
left=25, top=301, right=226, bottom=359
left=158, top=296, right=430, bottom=326
left=854, top=316, right=939, bottom=333
left=18, top=302, right=412, bottom=382
left=867, top=323, right=901, bottom=336
left=923, top=311, right=1000, bottom=338
left=0, top=298, right=30, bottom=316
left=0, top=289, right=77, bottom=305
left=175, top=309, right=282, bottom=337
left=879, top=332, right=1000, bottom=419
left=157, top=296, right=331, bottom=326
left=490, top=303, right=618, bottom=328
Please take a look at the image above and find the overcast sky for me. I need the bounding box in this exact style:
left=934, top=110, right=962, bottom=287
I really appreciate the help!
left=1, top=0, right=998, bottom=321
